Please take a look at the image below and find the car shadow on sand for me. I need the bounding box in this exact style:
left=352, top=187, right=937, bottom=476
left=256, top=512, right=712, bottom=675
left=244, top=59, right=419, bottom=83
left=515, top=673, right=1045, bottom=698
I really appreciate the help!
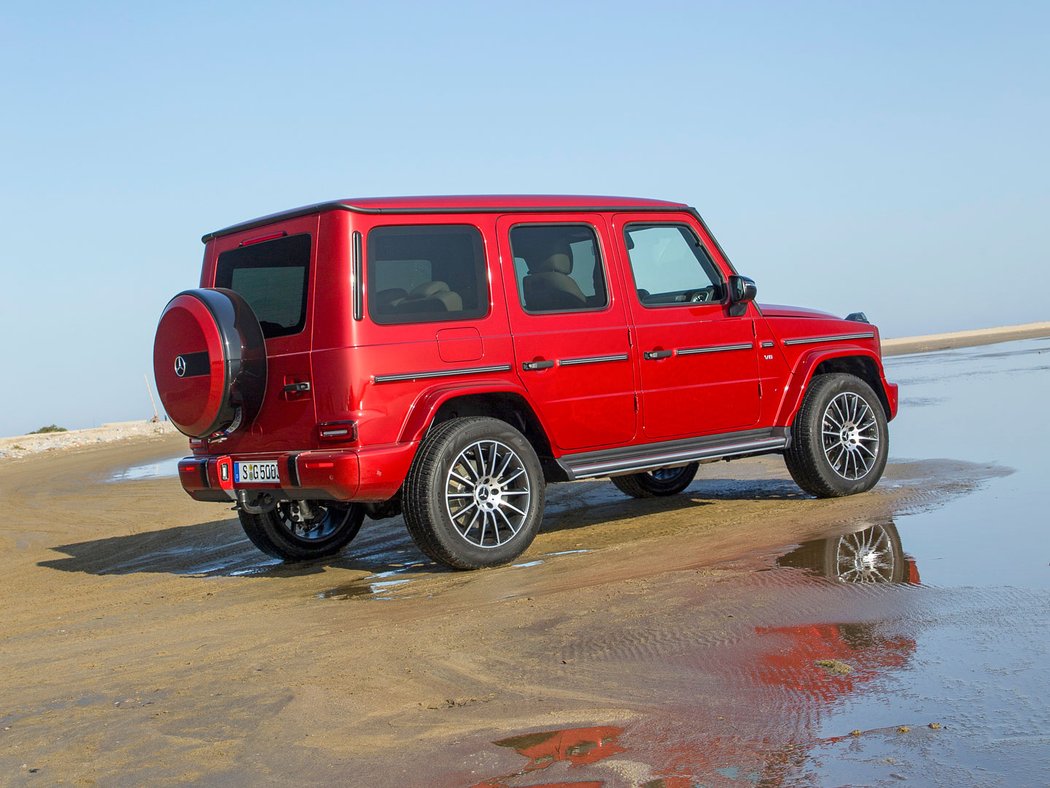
left=38, top=478, right=806, bottom=578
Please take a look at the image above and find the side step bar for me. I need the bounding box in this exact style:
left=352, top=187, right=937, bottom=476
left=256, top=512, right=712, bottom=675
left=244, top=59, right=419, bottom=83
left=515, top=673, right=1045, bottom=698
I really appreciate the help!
left=558, top=428, right=790, bottom=480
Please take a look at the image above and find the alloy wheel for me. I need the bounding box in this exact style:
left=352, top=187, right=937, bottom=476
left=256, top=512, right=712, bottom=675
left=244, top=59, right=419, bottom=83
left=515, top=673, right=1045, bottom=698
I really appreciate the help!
left=444, top=439, right=532, bottom=549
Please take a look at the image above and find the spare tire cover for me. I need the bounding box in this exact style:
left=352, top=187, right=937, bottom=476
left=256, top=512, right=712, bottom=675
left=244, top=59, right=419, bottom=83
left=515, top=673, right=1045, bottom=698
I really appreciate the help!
left=153, top=288, right=267, bottom=438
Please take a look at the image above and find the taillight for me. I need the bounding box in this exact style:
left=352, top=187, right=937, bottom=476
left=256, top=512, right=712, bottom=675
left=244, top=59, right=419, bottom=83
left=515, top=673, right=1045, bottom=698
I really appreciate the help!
left=239, top=230, right=288, bottom=247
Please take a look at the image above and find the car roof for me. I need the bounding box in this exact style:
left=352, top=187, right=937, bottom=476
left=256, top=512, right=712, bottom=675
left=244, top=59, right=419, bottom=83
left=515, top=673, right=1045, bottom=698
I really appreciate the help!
left=203, top=195, right=691, bottom=241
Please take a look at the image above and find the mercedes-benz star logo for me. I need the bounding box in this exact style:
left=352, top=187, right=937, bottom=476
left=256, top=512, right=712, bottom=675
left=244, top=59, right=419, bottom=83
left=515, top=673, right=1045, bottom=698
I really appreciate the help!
left=174, top=355, right=187, bottom=377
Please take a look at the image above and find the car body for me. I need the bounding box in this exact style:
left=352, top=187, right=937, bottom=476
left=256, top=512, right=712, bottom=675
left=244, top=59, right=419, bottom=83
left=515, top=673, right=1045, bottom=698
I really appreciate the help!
left=153, top=195, right=897, bottom=568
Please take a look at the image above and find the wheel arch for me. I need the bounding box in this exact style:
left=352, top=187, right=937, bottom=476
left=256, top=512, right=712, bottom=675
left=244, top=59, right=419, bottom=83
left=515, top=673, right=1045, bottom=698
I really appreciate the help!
left=399, top=383, right=564, bottom=481
left=777, top=348, right=893, bottom=425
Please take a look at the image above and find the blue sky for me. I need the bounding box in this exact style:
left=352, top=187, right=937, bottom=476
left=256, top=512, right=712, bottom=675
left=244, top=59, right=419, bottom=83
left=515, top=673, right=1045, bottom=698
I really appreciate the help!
left=1, top=1, right=1047, bottom=435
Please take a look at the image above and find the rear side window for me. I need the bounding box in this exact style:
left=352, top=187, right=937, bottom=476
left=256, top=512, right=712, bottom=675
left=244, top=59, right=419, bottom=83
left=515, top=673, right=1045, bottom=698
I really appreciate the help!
left=215, top=234, right=310, bottom=338
left=367, top=225, right=488, bottom=325
left=510, top=224, right=608, bottom=313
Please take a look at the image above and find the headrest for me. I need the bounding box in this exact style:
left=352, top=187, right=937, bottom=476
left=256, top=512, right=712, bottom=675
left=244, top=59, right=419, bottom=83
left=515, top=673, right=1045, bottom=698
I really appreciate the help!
left=408, top=281, right=450, bottom=298
left=528, top=250, right=572, bottom=275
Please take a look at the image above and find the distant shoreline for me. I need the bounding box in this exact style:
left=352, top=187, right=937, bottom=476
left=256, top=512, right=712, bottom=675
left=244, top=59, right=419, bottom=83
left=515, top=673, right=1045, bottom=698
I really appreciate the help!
left=2, top=322, right=1047, bottom=453
left=881, top=321, right=1050, bottom=356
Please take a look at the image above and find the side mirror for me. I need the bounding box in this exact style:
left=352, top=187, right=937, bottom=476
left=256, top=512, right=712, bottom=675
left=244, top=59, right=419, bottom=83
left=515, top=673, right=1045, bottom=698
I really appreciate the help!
left=727, top=275, right=757, bottom=317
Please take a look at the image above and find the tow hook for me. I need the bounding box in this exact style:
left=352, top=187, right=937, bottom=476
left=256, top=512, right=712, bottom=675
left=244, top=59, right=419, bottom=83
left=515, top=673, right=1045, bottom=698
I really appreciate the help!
left=237, top=489, right=277, bottom=514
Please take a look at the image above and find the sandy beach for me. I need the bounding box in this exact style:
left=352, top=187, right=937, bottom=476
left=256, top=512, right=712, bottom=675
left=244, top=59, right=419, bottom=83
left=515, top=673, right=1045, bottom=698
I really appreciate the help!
left=1, top=323, right=1047, bottom=784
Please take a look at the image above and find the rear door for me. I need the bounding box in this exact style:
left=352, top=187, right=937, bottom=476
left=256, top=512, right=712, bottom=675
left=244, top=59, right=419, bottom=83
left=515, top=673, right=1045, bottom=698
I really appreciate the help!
left=496, top=214, right=636, bottom=451
left=209, top=214, right=319, bottom=451
left=612, top=213, right=760, bottom=441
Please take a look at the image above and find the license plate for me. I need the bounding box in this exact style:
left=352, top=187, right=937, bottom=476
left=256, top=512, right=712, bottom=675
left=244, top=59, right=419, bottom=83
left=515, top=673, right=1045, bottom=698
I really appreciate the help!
left=234, top=461, right=280, bottom=484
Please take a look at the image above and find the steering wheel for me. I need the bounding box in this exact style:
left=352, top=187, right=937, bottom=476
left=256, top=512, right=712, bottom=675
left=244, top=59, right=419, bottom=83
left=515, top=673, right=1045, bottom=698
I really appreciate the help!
left=689, top=287, right=711, bottom=303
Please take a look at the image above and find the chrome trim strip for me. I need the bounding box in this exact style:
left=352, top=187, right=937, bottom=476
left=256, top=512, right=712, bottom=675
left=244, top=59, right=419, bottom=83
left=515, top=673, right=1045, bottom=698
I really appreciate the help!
left=558, top=353, right=630, bottom=367
left=783, top=332, right=875, bottom=346
left=373, top=364, right=512, bottom=384
left=676, top=342, right=754, bottom=357
left=760, top=341, right=775, bottom=348
left=562, top=432, right=789, bottom=480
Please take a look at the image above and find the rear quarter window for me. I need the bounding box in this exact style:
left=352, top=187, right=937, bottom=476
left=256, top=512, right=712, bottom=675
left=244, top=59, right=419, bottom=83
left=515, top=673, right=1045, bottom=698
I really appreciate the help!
left=367, top=225, right=488, bottom=325
left=215, top=234, right=310, bottom=338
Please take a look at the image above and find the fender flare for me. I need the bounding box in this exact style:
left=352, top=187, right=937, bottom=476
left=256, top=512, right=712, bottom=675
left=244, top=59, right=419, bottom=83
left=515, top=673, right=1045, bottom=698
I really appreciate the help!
left=398, top=378, right=555, bottom=446
left=775, top=346, right=888, bottom=426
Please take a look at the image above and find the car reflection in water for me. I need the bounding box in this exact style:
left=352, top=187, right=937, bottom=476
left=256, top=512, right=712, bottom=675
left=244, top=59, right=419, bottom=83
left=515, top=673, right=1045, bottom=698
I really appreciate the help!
left=757, top=521, right=919, bottom=707
left=776, top=520, right=920, bottom=585
left=475, top=522, right=921, bottom=787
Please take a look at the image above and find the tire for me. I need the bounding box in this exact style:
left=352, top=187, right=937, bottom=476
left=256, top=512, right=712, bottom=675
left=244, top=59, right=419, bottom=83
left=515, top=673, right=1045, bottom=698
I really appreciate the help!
left=784, top=373, right=888, bottom=498
left=239, top=500, right=365, bottom=561
left=402, top=417, right=545, bottom=570
left=610, top=463, right=699, bottom=498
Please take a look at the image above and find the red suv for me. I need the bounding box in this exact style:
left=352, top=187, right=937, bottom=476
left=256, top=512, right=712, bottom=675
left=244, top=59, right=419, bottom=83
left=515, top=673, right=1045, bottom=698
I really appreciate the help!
left=153, top=196, right=898, bottom=569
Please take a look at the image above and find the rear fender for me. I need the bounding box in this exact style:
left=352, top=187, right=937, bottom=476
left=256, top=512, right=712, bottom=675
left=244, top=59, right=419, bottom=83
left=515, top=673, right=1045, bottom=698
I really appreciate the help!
left=398, top=380, right=553, bottom=446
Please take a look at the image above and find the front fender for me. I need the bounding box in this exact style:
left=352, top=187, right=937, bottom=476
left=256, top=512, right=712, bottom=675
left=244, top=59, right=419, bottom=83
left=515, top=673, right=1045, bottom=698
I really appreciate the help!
left=775, top=346, right=896, bottom=425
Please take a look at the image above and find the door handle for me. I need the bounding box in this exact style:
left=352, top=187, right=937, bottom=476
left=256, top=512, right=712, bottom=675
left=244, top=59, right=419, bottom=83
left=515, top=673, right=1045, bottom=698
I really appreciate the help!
left=522, top=359, right=554, bottom=371
left=643, top=349, right=673, bottom=360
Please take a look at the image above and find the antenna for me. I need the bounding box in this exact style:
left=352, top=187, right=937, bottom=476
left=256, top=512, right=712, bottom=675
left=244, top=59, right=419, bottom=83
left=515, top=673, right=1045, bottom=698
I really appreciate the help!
left=144, top=374, right=160, bottom=422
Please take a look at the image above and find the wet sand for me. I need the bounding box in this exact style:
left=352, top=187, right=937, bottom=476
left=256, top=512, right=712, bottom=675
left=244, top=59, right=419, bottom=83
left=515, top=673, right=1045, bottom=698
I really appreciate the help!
left=0, top=435, right=1011, bottom=784
left=2, top=334, right=1049, bottom=785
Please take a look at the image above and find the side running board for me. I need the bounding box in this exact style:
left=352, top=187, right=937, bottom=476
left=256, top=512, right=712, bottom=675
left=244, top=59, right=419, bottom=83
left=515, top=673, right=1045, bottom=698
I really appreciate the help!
left=558, top=428, right=790, bottom=480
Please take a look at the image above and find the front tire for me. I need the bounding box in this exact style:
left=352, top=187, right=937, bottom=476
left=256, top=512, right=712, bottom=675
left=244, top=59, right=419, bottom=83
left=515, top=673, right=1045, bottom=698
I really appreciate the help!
left=403, top=417, right=545, bottom=569
left=784, top=373, right=888, bottom=497
left=239, top=500, right=365, bottom=561
left=610, top=463, right=699, bottom=498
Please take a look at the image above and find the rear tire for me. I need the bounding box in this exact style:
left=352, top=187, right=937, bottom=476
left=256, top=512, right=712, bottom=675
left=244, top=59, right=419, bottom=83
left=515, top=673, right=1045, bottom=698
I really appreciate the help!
left=239, top=500, right=365, bottom=561
left=610, top=463, right=699, bottom=498
left=784, top=373, right=888, bottom=498
left=403, top=417, right=545, bottom=569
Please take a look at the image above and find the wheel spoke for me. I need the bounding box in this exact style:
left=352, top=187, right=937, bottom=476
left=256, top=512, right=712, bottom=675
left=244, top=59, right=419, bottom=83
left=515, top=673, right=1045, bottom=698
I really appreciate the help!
left=472, top=444, right=487, bottom=478
left=452, top=500, right=478, bottom=520
left=494, top=507, right=518, bottom=539
left=856, top=442, right=877, bottom=459
left=501, top=468, right=526, bottom=485
left=449, top=470, right=473, bottom=486
left=824, top=408, right=843, bottom=429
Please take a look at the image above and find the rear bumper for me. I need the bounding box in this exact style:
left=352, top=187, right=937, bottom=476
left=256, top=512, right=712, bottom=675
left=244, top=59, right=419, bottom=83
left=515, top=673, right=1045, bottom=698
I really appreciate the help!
left=178, top=442, right=418, bottom=503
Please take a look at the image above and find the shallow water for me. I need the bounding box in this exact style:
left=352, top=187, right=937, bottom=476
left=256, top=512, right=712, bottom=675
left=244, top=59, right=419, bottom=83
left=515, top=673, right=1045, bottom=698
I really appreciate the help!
left=795, top=338, right=1050, bottom=784
left=473, top=338, right=1050, bottom=787
left=107, top=456, right=181, bottom=482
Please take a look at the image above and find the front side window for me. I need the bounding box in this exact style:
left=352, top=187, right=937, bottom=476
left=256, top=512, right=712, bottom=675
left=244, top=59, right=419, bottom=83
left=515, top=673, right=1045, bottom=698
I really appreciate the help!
left=510, top=224, right=608, bottom=313
left=367, top=225, right=488, bottom=325
left=215, top=233, right=310, bottom=338
left=623, top=224, right=725, bottom=306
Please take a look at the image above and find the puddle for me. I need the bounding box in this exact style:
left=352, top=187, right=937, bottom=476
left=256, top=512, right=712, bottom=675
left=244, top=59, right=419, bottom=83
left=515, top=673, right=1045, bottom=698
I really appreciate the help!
left=462, top=339, right=1050, bottom=787
left=774, top=520, right=921, bottom=586
left=108, top=456, right=181, bottom=482
left=317, top=549, right=595, bottom=601
left=317, top=577, right=412, bottom=601
left=477, top=725, right=627, bottom=787
left=882, top=338, right=1050, bottom=589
